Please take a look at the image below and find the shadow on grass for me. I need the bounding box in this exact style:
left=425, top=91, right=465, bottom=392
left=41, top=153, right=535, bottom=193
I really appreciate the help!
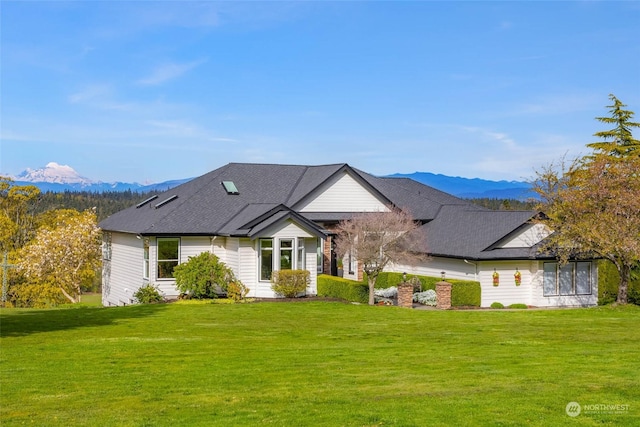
left=0, top=303, right=168, bottom=338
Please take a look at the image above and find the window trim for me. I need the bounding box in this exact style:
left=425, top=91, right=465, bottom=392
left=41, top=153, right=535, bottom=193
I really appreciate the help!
left=543, top=261, right=593, bottom=297
left=143, top=239, right=150, bottom=280
left=297, top=237, right=305, bottom=270
left=157, top=237, right=180, bottom=280
left=259, top=238, right=274, bottom=282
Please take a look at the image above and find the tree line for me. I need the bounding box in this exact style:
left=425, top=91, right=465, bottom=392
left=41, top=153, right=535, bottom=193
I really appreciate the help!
left=33, top=190, right=155, bottom=222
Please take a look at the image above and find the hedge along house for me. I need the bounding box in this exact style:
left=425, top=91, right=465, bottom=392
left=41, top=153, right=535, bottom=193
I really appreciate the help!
left=99, top=162, right=598, bottom=308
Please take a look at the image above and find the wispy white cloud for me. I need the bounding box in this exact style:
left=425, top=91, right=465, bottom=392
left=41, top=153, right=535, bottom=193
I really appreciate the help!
left=68, top=84, right=136, bottom=111
left=137, top=59, right=207, bottom=86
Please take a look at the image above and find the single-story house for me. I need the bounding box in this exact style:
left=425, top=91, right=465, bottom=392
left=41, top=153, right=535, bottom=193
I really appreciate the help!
left=99, top=162, right=597, bottom=307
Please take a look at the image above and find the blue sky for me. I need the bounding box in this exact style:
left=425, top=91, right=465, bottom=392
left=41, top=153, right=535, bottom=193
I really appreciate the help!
left=1, top=1, right=639, bottom=184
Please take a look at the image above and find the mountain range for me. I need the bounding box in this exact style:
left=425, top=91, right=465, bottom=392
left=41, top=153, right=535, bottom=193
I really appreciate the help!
left=6, top=162, right=534, bottom=200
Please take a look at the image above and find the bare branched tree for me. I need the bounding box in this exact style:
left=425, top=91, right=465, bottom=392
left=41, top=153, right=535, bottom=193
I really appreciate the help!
left=333, top=207, right=427, bottom=305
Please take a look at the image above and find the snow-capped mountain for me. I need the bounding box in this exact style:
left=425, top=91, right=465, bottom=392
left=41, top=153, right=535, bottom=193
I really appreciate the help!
left=8, top=162, right=533, bottom=199
left=11, top=163, right=144, bottom=192
left=16, top=162, right=94, bottom=185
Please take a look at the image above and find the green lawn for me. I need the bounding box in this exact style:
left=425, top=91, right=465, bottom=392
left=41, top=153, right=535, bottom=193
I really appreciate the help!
left=1, top=302, right=638, bottom=426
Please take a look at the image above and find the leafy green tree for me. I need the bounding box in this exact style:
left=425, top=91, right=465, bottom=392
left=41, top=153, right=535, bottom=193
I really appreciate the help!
left=533, top=95, right=640, bottom=304
left=17, top=209, right=101, bottom=304
left=173, top=252, right=237, bottom=299
left=0, top=177, right=40, bottom=253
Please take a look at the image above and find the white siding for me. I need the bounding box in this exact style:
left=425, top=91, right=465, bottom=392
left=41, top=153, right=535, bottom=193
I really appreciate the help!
left=224, top=237, right=240, bottom=274
left=498, top=224, right=551, bottom=248
left=395, top=257, right=476, bottom=281
left=393, top=258, right=536, bottom=308
left=238, top=239, right=258, bottom=296
left=102, top=232, right=144, bottom=306
left=477, top=261, right=534, bottom=307
left=298, top=171, right=388, bottom=212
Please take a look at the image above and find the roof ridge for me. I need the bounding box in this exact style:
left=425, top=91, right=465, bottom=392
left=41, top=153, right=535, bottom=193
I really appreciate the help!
left=284, top=165, right=309, bottom=205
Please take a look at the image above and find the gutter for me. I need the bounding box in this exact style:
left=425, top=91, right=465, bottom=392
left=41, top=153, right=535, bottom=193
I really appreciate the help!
left=464, top=259, right=478, bottom=281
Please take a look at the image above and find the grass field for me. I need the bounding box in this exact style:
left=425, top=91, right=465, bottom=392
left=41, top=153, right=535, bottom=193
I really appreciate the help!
left=1, top=301, right=638, bottom=426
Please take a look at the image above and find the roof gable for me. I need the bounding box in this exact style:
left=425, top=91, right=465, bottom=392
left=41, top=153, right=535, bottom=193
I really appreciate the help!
left=295, top=167, right=390, bottom=213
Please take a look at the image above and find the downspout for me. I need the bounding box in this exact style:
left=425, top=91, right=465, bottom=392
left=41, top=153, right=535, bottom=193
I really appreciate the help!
left=464, top=259, right=478, bottom=281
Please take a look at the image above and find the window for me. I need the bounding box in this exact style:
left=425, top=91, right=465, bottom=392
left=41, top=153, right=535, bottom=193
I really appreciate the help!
left=157, top=238, right=179, bottom=279
left=576, top=262, right=592, bottom=295
left=143, top=240, right=150, bottom=280
left=348, top=250, right=356, bottom=274
left=543, top=262, right=557, bottom=296
left=280, top=239, right=293, bottom=270
left=317, top=238, right=323, bottom=273
left=259, top=238, right=309, bottom=281
left=297, top=238, right=305, bottom=270
left=260, top=239, right=273, bottom=281
left=543, top=261, right=593, bottom=296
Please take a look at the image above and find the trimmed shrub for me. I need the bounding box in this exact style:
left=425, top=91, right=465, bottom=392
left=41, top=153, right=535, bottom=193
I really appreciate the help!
left=599, top=260, right=620, bottom=305
left=173, top=252, right=236, bottom=299
left=271, top=270, right=310, bottom=298
left=598, top=260, right=640, bottom=305
left=133, top=284, right=164, bottom=304
left=508, top=303, right=528, bottom=309
left=227, top=281, right=249, bottom=302
left=372, top=272, right=436, bottom=291
left=317, top=274, right=368, bottom=304
left=450, top=281, right=481, bottom=307
left=490, top=302, right=504, bottom=309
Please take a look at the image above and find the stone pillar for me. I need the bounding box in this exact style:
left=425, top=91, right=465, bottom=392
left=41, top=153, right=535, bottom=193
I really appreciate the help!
left=322, top=235, right=332, bottom=275
left=436, top=281, right=452, bottom=310
left=397, top=282, right=414, bottom=308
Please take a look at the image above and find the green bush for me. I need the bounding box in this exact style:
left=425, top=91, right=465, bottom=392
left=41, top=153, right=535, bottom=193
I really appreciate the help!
left=227, top=280, right=249, bottom=302
left=372, top=272, right=438, bottom=291
left=133, top=284, right=164, bottom=304
left=508, top=303, right=528, bottom=309
left=490, top=302, right=504, bottom=309
left=271, top=270, right=310, bottom=298
left=450, top=281, right=481, bottom=307
left=317, top=274, right=368, bottom=304
left=598, top=260, right=640, bottom=305
left=173, top=252, right=236, bottom=299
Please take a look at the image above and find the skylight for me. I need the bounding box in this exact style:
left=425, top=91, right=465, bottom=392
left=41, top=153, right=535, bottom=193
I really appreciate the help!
left=154, top=195, right=178, bottom=209
left=222, top=181, right=239, bottom=195
left=136, top=195, right=158, bottom=208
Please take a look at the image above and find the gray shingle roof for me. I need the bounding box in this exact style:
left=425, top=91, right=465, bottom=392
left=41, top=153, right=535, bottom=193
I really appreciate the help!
left=422, top=205, right=538, bottom=260
left=99, top=162, right=539, bottom=259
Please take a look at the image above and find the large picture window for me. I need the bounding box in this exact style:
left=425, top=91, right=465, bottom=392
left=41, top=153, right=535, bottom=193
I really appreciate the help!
left=157, top=238, right=179, bottom=279
left=543, top=261, right=593, bottom=296
left=259, top=238, right=308, bottom=281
